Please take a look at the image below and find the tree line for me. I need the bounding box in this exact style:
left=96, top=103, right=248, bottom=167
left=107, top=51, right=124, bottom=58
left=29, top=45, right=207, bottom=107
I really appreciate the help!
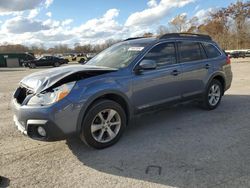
left=0, top=1, right=249, bottom=55
left=166, top=0, right=250, bottom=50
left=0, top=39, right=120, bottom=55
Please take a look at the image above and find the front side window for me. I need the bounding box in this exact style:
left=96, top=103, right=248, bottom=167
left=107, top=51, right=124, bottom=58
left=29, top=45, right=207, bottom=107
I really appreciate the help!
left=143, top=42, right=176, bottom=66
left=178, top=41, right=205, bottom=63
left=203, top=43, right=221, bottom=58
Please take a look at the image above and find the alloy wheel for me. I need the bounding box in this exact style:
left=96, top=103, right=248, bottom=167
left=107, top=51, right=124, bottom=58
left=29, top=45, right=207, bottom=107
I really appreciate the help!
left=90, top=109, right=121, bottom=143
left=208, top=84, right=221, bottom=106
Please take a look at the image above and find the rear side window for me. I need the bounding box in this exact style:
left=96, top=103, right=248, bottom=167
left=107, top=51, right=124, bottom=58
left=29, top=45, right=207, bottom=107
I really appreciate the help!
left=203, top=43, right=221, bottom=58
left=178, top=41, right=206, bottom=63
left=144, top=42, right=176, bottom=66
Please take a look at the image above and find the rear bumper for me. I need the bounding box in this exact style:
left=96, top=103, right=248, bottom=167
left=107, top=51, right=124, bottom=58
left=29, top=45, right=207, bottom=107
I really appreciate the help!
left=225, top=71, right=233, bottom=92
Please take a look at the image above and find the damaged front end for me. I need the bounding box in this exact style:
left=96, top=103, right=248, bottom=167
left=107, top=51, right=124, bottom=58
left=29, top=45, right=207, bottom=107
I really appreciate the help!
left=12, top=65, right=118, bottom=140
left=14, top=65, right=117, bottom=106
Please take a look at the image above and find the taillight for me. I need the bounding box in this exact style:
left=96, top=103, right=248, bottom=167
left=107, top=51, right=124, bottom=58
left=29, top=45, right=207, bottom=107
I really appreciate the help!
left=226, top=56, right=231, bottom=65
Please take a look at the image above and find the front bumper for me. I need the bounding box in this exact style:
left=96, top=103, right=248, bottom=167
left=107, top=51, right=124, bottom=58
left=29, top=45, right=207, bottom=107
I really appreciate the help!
left=12, top=98, right=80, bottom=141
left=13, top=115, right=27, bottom=135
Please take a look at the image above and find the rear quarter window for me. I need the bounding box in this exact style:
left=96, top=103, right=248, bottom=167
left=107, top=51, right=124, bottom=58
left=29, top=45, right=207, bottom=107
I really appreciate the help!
left=203, top=43, right=221, bottom=58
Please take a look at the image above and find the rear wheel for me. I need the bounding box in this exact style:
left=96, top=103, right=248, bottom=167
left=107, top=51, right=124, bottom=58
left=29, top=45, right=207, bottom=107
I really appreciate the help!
left=54, top=62, right=60, bottom=67
left=202, top=79, right=223, bottom=110
left=80, top=100, right=126, bottom=149
left=79, top=58, right=86, bottom=64
left=29, top=63, right=36, bottom=69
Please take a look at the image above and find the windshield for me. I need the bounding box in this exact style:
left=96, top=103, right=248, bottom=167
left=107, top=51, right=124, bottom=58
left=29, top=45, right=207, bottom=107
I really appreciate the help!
left=86, top=42, right=147, bottom=69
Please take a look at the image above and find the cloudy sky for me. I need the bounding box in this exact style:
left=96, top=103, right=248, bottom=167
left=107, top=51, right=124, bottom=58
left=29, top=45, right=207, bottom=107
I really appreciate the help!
left=0, top=0, right=236, bottom=47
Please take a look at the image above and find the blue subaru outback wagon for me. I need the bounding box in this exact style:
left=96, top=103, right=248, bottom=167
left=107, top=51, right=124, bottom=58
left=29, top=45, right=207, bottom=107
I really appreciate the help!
left=12, top=33, right=232, bottom=149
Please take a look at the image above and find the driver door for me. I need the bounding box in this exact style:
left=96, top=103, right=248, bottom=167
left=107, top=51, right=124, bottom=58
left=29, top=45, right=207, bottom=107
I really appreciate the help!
left=131, top=42, right=182, bottom=112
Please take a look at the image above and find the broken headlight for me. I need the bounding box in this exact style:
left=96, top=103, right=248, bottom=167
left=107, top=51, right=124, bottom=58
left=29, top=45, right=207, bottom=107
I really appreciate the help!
left=27, top=81, right=76, bottom=106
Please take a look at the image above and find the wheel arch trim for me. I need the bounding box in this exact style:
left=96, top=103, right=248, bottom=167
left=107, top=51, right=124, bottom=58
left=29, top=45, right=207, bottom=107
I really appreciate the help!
left=206, top=72, right=226, bottom=94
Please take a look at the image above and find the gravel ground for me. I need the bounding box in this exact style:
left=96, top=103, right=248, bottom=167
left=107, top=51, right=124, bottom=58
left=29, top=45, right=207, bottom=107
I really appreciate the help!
left=0, top=59, right=250, bottom=188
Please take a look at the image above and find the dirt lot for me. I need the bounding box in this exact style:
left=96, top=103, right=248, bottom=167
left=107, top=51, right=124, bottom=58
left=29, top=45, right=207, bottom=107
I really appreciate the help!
left=1, top=58, right=250, bottom=188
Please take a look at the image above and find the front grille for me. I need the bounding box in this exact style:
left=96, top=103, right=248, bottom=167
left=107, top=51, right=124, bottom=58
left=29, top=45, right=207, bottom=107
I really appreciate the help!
left=14, top=86, right=33, bottom=104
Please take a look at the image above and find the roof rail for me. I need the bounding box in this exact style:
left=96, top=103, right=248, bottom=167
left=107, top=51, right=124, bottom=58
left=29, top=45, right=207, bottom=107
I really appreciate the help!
left=159, top=33, right=212, bottom=40
left=123, top=37, right=147, bottom=41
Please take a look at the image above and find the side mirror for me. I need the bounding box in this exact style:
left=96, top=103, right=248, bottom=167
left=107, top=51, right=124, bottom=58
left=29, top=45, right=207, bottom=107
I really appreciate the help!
left=138, top=59, right=157, bottom=71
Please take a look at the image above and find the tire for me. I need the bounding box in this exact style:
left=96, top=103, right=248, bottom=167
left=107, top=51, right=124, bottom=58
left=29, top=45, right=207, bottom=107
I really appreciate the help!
left=54, top=62, right=60, bottom=67
left=80, top=100, right=126, bottom=149
left=79, top=58, right=85, bottom=64
left=202, top=79, right=223, bottom=110
left=29, top=63, right=36, bottom=69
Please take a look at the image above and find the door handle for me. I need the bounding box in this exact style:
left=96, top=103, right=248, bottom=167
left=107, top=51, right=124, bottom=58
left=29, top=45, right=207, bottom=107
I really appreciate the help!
left=205, top=64, right=210, bottom=69
left=171, top=70, right=180, bottom=76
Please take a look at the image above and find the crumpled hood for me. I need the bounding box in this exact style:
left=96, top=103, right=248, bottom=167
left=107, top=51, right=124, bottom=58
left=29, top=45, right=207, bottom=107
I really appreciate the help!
left=20, top=65, right=117, bottom=93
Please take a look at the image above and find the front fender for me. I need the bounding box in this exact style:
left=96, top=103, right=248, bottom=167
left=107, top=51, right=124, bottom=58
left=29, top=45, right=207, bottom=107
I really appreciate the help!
left=74, top=80, right=133, bottom=133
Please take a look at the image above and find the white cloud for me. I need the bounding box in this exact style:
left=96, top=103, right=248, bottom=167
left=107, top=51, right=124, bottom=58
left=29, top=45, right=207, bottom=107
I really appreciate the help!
left=194, top=8, right=216, bottom=24
left=104, top=9, right=119, bottom=19
left=147, top=0, right=158, bottom=8
left=74, top=9, right=122, bottom=39
left=62, top=19, right=73, bottom=26
left=45, top=0, right=54, bottom=8
left=0, top=0, right=41, bottom=13
left=46, top=12, right=52, bottom=17
left=28, top=9, right=39, bottom=19
left=43, top=18, right=60, bottom=27
left=195, top=9, right=207, bottom=18
left=0, top=27, right=36, bottom=45
left=2, top=16, right=50, bottom=34
left=0, top=0, right=54, bottom=16
left=125, top=0, right=195, bottom=27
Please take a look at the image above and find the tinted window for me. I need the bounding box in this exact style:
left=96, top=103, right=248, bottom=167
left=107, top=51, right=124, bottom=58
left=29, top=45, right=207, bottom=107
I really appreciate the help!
left=203, top=43, right=221, bottom=58
left=178, top=42, right=205, bottom=63
left=144, top=42, right=176, bottom=66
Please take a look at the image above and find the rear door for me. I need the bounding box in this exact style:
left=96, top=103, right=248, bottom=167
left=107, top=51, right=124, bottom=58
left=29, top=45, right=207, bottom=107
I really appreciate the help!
left=132, top=42, right=182, bottom=112
left=177, top=41, right=210, bottom=98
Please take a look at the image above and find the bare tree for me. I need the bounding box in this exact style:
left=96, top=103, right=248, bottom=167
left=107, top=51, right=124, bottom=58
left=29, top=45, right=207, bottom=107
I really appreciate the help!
left=157, top=25, right=169, bottom=36
left=142, top=32, right=154, bottom=37
left=226, top=1, right=250, bottom=49
left=169, top=13, right=188, bottom=32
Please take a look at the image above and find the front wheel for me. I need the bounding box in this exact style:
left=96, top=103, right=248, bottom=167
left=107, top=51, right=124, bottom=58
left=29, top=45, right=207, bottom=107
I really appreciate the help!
left=54, top=62, right=60, bottom=67
left=202, top=79, right=223, bottom=110
left=80, top=100, right=126, bottom=149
